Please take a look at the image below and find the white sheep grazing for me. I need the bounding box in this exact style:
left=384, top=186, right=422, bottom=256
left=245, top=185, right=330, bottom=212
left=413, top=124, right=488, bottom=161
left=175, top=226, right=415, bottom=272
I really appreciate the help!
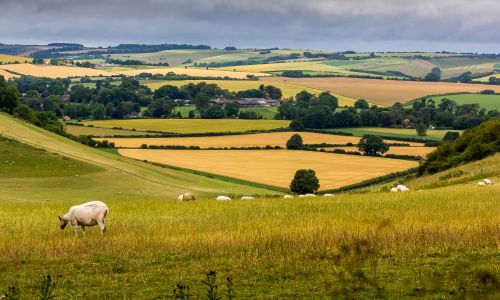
left=390, top=187, right=399, bottom=192
left=396, top=184, right=410, bottom=192
left=178, top=192, right=196, bottom=201
left=305, top=194, right=317, bottom=197
left=323, top=193, right=334, bottom=197
left=483, top=179, right=493, bottom=185
left=283, top=195, right=294, bottom=199
left=241, top=196, right=255, bottom=200
left=298, top=195, right=306, bottom=198
left=59, top=201, right=108, bottom=235
left=478, top=181, right=486, bottom=187
left=216, top=196, right=232, bottom=201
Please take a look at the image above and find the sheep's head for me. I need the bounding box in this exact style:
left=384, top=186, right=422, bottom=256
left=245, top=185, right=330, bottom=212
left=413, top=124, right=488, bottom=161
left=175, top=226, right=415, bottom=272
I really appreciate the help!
left=58, top=216, right=68, bottom=230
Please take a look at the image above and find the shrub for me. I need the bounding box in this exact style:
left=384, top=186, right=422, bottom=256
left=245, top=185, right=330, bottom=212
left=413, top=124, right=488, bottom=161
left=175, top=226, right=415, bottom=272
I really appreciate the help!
left=286, top=134, right=304, bottom=150
left=290, top=169, right=320, bottom=194
left=358, top=135, right=389, bottom=156
left=443, top=131, right=460, bottom=142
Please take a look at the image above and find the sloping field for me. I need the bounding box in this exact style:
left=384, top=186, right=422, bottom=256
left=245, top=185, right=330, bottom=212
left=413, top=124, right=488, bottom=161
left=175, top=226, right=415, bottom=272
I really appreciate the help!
left=265, top=77, right=500, bottom=105
left=65, top=124, right=162, bottom=137
left=118, top=67, right=271, bottom=79
left=101, top=132, right=424, bottom=148
left=324, top=146, right=435, bottom=157
left=336, top=127, right=461, bottom=141
left=0, top=69, right=19, bottom=80
left=427, top=93, right=500, bottom=111
left=82, top=119, right=290, bottom=134
left=119, top=149, right=417, bottom=190
left=0, top=63, right=114, bottom=78
left=0, top=113, right=280, bottom=201
left=143, top=79, right=356, bottom=105
left=475, top=73, right=500, bottom=82
left=0, top=54, right=32, bottom=64
left=110, top=49, right=230, bottom=65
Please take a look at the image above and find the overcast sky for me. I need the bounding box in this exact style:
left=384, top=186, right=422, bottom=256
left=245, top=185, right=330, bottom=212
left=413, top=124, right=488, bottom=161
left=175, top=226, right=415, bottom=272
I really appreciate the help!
left=1, top=0, right=499, bottom=53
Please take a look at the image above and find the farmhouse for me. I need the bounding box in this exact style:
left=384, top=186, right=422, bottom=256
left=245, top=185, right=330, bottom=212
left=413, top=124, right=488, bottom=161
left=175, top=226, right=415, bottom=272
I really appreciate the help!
left=210, top=98, right=282, bottom=107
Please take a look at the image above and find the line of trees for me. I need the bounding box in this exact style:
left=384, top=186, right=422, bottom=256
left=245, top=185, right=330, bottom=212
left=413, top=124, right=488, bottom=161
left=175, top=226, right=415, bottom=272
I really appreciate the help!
left=277, top=90, right=500, bottom=131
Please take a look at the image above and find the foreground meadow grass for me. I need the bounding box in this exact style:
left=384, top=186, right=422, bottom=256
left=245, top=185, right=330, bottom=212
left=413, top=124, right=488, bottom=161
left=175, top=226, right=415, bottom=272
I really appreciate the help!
left=0, top=187, right=499, bottom=298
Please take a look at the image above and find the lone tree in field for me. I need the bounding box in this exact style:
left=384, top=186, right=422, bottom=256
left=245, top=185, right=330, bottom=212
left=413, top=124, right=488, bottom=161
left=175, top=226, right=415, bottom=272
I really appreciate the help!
left=416, top=123, right=427, bottom=136
left=358, top=135, right=389, bottom=156
left=286, top=133, right=304, bottom=150
left=290, top=169, right=320, bottom=194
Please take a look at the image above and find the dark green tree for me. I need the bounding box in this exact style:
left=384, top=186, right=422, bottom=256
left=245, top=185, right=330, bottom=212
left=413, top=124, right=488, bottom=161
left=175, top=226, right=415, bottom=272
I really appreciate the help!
left=286, top=133, right=304, bottom=150
left=289, top=119, right=304, bottom=131
left=416, top=123, right=427, bottom=136
left=290, top=169, right=320, bottom=194
left=224, top=103, right=240, bottom=118
left=442, top=131, right=460, bottom=142
left=354, top=99, right=369, bottom=109
left=358, top=135, right=389, bottom=156
left=0, top=76, right=20, bottom=113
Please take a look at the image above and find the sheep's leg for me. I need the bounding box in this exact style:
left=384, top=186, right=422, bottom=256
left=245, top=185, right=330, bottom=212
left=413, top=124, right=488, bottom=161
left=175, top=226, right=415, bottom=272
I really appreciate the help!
left=80, top=226, right=86, bottom=235
left=73, top=225, right=79, bottom=236
left=97, top=220, right=106, bottom=234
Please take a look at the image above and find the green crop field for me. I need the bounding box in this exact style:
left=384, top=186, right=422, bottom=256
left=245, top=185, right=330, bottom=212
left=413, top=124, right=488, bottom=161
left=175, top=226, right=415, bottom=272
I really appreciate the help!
left=1, top=113, right=499, bottom=298
left=81, top=118, right=290, bottom=134
left=64, top=124, right=162, bottom=137
left=426, top=93, right=500, bottom=111
left=174, top=105, right=278, bottom=119
left=334, top=127, right=462, bottom=141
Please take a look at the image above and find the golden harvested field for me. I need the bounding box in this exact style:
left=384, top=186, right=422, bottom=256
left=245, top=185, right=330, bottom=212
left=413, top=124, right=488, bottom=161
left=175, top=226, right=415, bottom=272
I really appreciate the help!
left=117, top=67, right=271, bottom=79
left=0, top=54, right=32, bottom=64
left=265, top=77, right=500, bottom=105
left=144, top=79, right=356, bottom=105
left=0, top=63, right=114, bottom=78
left=324, top=146, right=436, bottom=157
left=82, top=119, right=290, bottom=134
left=0, top=69, right=19, bottom=80
left=102, top=132, right=424, bottom=148
left=119, top=149, right=417, bottom=190
left=475, top=73, right=500, bottom=82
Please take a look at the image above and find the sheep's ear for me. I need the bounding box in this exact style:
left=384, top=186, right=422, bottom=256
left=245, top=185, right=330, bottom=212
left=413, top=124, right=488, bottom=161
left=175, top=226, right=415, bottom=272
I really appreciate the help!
left=58, top=216, right=62, bottom=221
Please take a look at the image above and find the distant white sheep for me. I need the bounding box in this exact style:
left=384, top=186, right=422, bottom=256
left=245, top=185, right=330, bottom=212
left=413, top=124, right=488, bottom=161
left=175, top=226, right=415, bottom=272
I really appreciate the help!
left=178, top=192, right=196, bottom=201
left=59, top=201, right=108, bottom=235
left=396, top=184, right=410, bottom=192
left=390, top=187, right=399, bottom=192
left=216, top=196, right=232, bottom=201
left=478, top=181, right=486, bottom=187
left=241, top=196, right=255, bottom=200
left=298, top=195, right=306, bottom=198
left=484, top=179, right=493, bottom=185
left=323, top=193, right=334, bottom=197
left=305, top=194, right=317, bottom=197
left=283, top=195, right=294, bottom=199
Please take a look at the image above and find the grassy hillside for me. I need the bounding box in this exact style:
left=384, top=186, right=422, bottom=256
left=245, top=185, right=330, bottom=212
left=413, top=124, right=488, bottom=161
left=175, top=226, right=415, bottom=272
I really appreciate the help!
left=329, top=127, right=460, bottom=141
left=0, top=113, right=282, bottom=202
left=426, top=93, right=500, bottom=111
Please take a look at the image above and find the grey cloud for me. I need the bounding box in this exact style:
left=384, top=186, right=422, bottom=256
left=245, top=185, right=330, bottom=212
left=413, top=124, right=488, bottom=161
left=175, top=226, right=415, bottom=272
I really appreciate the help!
left=0, top=0, right=499, bottom=52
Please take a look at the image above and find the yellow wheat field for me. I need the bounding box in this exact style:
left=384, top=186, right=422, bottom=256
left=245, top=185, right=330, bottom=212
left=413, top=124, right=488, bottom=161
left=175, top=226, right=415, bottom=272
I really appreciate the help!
left=0, top=64, right=114, bottom=78
left=0, top=54, right=32, bottom=64
left=118, top=149, right=418, bottom=190
left=118, top=67, right=271, bottom=79
left=0, top=69, right=19, bottom=80
left=99, top=132, right=424, bottom=148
